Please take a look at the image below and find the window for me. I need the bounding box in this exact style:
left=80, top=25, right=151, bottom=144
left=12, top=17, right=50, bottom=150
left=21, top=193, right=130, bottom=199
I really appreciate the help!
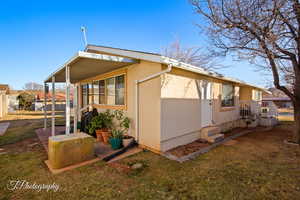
left=93, top=81, right=100, bottom=104
left=81, top=84, right=89, bottom=107
left=99, top=80, right=105, bottom=104
left=221, top=84, right=234, bottom=107
left=81, top=74, right=125, bottom=108
left=106, top=77, right=115, bottom=105
left=115, top=75, right=125, bottom=105
left=253, top=90, right=262, bottom=101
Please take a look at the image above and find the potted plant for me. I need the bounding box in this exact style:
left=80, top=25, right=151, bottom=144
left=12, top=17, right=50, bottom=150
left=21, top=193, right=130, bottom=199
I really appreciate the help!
left=109, top=129, right=123, bottom=150
left=113, top=110, right=132, bottom=147
left=100, top=110, right=114, bottom=144
left=87, top=115, right=103, bottom=142
left=121, top=117, right=133, bottom=147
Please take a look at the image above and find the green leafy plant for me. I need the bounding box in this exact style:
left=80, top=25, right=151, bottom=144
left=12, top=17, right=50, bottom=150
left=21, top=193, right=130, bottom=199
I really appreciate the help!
left=111, top=129, right=123, bottom=139
left=87, top=115, right=103, bottom=134
left=99, top=110, right=114, bottom=130
left=113, top=110, right=131, bottom=135
left=121, top=117, right=130, bottom=131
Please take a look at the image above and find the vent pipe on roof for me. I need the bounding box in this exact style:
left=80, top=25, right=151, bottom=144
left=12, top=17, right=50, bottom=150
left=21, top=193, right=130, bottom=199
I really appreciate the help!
left=80, top=26, right=88, bottom=47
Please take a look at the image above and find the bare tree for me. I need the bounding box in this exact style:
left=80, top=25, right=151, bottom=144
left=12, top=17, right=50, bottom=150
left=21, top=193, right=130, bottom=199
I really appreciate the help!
left=162, top=39, right=222, bottom=70
left=23, top=82, right=43, bottom=91
left=190, top=0, right=300, bottom=144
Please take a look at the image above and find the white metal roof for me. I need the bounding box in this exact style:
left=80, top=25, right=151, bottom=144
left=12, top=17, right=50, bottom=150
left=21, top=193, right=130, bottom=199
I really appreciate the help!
left=45, top=44, right=270, bottom=93
left=86, top=44, right=270, bottom=93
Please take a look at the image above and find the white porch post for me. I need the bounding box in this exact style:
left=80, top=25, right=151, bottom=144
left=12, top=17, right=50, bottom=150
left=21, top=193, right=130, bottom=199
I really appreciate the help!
left=51, top=76, right=56, bottom=136
left=65, top=65, right=71, bottom=135
left=43, top=83, right=47, bottom=130
left=73, top=84, right=78, bottom=134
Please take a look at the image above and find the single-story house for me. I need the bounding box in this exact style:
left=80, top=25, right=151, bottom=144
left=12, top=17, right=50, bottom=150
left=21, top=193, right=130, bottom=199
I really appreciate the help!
left=0, top=84, right=9, bottom=118
left=44, top=45, right=269, bottom=153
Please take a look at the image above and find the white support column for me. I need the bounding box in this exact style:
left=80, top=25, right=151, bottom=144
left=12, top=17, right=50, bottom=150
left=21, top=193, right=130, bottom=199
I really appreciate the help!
left=43, top=83, right=47, bottom=130
left=51, top=76, right=56, bottom=136
left=73, top=84, right=78, bottom=134
left=65, top=65, right=71, bottom=135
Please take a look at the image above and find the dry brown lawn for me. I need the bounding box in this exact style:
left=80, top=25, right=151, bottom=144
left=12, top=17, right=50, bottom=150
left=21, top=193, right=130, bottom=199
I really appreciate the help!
left=0, top=112, right=299, bottom=199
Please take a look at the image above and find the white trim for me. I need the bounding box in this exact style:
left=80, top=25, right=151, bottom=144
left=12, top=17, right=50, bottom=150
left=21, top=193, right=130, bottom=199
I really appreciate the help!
left=51, top=76, right=55, bottom=136
left=65, top=65, right=71, bottom=135
left=44, top=51, right=137, bottom=83
left=43, top=83, right=47, bottom=130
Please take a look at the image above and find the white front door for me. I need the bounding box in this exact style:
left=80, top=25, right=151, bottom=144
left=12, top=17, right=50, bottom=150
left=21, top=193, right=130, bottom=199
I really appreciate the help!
left=200, top=80, right=213, bottom=127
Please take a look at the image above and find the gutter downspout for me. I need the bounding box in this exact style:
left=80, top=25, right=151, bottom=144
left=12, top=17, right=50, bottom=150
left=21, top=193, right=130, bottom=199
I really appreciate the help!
left=135, top=64, right=173, bottom=143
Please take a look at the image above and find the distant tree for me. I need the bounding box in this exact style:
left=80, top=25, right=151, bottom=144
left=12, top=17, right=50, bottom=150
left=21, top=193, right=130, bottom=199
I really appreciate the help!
left=162, top=39, right=222, bottom=70
left=190, top=0, right=300, bottom=144
left=17, top=92, right=35, bottom=110
left=23, top=82, right=43, bottom=91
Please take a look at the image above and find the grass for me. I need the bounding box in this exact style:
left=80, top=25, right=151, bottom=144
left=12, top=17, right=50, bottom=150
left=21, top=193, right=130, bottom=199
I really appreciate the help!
left=0, top=112, right=300, bottom=199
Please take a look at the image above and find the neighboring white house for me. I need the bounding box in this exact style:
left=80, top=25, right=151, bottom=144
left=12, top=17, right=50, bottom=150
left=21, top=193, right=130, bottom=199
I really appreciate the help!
left=0, top=85, right=9, bottom=118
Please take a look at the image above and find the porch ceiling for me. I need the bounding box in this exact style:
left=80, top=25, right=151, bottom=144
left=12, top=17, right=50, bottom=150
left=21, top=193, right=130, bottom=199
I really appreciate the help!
left=44, top=51, right=138, bottom=83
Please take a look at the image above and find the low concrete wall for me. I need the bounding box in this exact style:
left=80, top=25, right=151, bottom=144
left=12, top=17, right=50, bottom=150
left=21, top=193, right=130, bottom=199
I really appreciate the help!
left=48, top=133, right=95, bottom=169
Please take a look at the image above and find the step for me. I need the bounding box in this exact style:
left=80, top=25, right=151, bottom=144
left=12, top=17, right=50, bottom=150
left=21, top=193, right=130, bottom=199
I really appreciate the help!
left=200, top=126, right=221, bottom=138
left=206, top=134, right=224, bottom=143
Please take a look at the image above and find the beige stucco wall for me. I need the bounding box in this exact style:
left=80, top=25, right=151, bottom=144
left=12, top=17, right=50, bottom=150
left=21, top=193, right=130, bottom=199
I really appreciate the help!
left=160, top=72, right=203, bottom=151
left=78, top=60, right=162, bottom=151
left=127, top=61, right=162, bottom=150
left=76, top=53, right=262, bottom=152
left=240, top=87, right=252, bottom=101
left=159, top=68, right=247, bottom=151
left=212, top=83, right=240, bottom=125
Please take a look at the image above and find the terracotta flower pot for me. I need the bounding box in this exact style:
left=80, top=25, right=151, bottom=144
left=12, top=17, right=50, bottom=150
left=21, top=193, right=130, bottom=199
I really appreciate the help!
left=101, top=130, right=111, bottom=144
left=95, top=129, right=104, bottom=142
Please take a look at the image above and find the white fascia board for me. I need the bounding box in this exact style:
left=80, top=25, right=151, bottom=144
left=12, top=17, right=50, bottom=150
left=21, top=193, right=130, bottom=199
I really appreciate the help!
left=86, top=45, right=165, bottom=63
left=44, top=51, right=137, bottom=83
left=77, top=51, right=137, bottom=63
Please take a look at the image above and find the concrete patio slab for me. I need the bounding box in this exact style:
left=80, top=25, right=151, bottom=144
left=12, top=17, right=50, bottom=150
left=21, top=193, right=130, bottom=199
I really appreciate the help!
left=35, top=126, right=65, bottom=152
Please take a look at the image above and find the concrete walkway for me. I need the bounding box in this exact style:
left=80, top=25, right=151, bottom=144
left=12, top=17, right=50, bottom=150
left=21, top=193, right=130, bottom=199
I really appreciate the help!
left=0, top=122, right=10, bottom=136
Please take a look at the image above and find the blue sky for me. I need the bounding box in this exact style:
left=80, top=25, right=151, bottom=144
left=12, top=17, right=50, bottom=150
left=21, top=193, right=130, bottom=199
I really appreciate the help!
left=0, top=0, right=269, bottom=89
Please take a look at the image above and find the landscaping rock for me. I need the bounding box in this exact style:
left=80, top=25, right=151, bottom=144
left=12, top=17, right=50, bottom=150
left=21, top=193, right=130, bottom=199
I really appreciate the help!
left=0, top=148, right=5, bottom=152
left=131, top=163, right=143, bottom=169
left=28, top=142, right=39, bottom=147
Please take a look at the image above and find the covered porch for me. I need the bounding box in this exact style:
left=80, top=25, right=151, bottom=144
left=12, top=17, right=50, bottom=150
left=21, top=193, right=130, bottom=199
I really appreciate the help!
left=43, top=51, right=138, bottom=136
left=42, top=51, right=141, bottom=172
